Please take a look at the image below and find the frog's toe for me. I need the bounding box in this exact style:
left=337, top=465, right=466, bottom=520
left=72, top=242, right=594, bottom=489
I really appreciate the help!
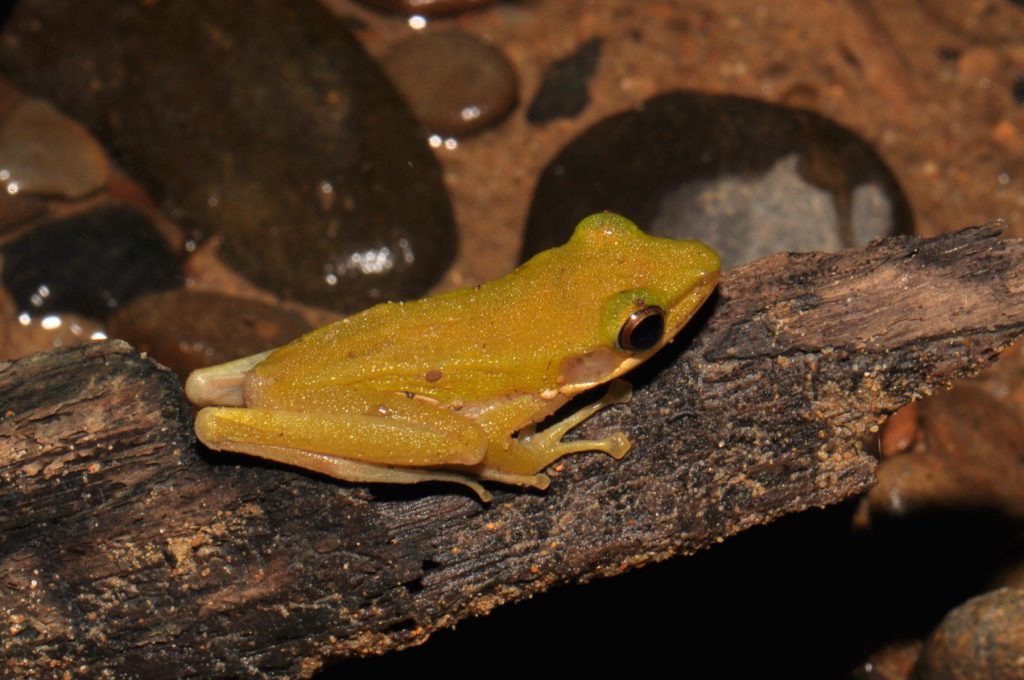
left=474, top=468, right=550, bottom=491
left=604, top=432, right=631, bottom=460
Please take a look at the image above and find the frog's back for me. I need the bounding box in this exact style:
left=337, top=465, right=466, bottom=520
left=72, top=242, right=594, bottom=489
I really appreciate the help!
left=253, top=213, right=720, bottom=402
left=253, top=264, right=577, bottom=400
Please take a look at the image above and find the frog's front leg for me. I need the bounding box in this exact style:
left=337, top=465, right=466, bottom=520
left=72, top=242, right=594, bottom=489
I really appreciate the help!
left=477, top=379, right=633, bottom=483
left=194, top=389, right=500, bottom=500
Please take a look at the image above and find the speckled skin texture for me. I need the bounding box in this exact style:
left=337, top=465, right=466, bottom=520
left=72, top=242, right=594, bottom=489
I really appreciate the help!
left=188, top=214, right=719, bottom=493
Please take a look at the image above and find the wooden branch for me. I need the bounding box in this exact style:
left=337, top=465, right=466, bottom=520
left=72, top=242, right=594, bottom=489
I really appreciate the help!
left=2, top=225, right=1022, bottom=678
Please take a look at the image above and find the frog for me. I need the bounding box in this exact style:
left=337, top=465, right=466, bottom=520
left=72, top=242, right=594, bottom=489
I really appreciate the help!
left=185, top=212, right=720, bottom=501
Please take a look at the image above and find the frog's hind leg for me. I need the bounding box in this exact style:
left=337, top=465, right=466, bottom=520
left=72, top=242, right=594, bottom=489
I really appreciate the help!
left=194, top=396, right=495, bottom=499
left=478, top=379, right=633, bottom=479
left=200, top=437, right=493, bottom=502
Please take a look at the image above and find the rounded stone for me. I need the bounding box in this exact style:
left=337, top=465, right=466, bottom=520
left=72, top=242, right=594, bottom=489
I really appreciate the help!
left=0, top=98, right=110, bottom=199
left=0, top=205, right=182, bottom=319
left=107, top=290, right=313, bottom=378
left=0, top=192, right=46, bottom=236
left=868, top=386, right=1024, bottom=520
left=383, top=31, right=518, bottom=136
left=915, top=588, right=1024, bottom=680
left=1, top=310, right=105, bottom=361
left=522, top=91, right=912, bottom=270
left=0, top=0, right=456, bottom=312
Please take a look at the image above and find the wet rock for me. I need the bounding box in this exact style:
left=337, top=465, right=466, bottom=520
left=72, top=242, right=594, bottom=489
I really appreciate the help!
left=526, top=37, right=603, bottom=124
left=522, top=92, right=912, bottom=269
left=0, top=193, right=45, bottom=236
left=107, top=290, right=312, bottom=378
left=868, top=386, right=1024, bottom=519
left=0, top=206, right=182, bottom=319
left=1, top=312, right=105, bottom=361
left=880, top=402, right=920, bottom=458
left=0, top=0, right=455, bottom=312
left=0, top=98, right=110, bottom=199
left=913, top=588, right=1024, bottom=680
left=852, top=640, right=923, bottom=680
left=352, top=0, right=498, bottom=17
left=383, top=31, right=518, bottom=136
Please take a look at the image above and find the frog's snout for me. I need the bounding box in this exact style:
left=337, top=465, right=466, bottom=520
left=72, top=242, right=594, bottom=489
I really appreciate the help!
left=185, top=369, right=246, bottom=407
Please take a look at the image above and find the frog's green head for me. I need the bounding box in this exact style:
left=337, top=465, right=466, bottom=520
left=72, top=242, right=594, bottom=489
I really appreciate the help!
left=549, top=212, right=721, bottom=390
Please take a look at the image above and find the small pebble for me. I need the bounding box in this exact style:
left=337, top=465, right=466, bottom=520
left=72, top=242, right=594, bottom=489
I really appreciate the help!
left=107, top=290, right=313, bottom=378
left=957, top=46, right=1000, bottom=83
left=850, top=640, right=923, bottom=680
left=0, top=192, right=46, bottom=236
left=0, top=98, right=110, bottom=199
left=522, top=91, right=911, bottom=268
left=0, top=277, right=105, bottom=360
left=914, top=588, right=1024, bottom=680
left=868, top=386, right=1024, bottom=519
left=527, top=37, right=603, bottom=124
left=2, top=311, right=105, bottom=361
left=880, top=402, right=919, bottom=458
left=352, top=0, right=498, bottom=17
left=0, top=205, right=182, bottom=319
left=993, top=119, right=1024, bottom=153
left=383, top=31, right=518, bottom=136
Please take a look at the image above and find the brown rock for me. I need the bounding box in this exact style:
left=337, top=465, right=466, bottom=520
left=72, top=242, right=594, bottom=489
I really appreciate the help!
left=0, top=98, right=110, bottom=199
left=914, top=588, right=1024, bottom=680
left=880, top=402, right=919, bottom=458
left=106, top=289, right=312, bottom=378
left=869, top=386, right=1024, bottom=518
left=0, top=285, right=105, bottom=360
left=383, top=31, right=518, bottom=136
left=853, top=640, right=923, bottom=680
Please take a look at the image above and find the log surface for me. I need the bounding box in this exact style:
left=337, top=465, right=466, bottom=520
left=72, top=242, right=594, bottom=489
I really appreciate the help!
left=2, top=226, right=1023, bottom=678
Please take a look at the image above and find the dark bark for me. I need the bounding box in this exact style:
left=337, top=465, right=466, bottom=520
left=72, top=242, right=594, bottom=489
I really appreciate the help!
left=2, top=225, right=1022, bottom=678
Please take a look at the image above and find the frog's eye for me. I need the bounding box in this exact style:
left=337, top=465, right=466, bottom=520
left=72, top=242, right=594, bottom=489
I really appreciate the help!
left=617, top=306, right=665, bottom=352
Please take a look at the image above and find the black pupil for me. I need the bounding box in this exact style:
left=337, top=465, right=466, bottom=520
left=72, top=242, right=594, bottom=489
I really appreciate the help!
left=621, top=308, right=664, bottom=351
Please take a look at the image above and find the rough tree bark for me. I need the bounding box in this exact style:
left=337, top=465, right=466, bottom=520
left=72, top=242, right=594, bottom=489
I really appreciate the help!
left=2, top=225, right=1023, bottom=678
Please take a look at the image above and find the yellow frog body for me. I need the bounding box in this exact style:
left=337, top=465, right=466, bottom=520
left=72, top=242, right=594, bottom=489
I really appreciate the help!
left=185, top=213, right=720, bottom=501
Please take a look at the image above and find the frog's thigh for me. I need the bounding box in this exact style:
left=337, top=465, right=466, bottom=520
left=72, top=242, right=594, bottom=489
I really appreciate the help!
left=198, top=435, right=494, bottom=501
left=195, top=401, right=487, bottom=468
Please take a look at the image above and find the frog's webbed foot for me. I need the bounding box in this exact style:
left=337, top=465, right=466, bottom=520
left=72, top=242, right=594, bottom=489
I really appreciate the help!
left=529, top=378, right=631, bottom=454
left=470, top=468, right=551, bottom=491
left=487, top=379, right=633, bottom=477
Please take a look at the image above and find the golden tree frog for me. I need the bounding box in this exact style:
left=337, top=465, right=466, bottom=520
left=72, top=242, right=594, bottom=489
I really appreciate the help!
left=185, top=213, right=720, bottom=501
